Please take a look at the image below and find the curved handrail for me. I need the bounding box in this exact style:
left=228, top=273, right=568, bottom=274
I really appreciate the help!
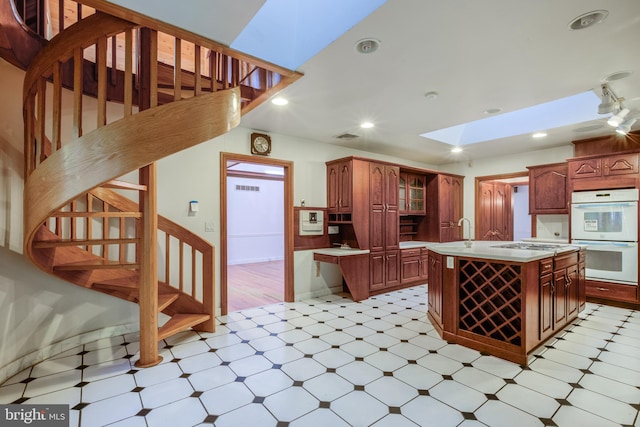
left=0, top=0, right=47, bottom=68
left=24, top=88, right=240, bottom=258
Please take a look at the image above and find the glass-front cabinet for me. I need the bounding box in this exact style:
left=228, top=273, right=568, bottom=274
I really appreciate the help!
left=400, top=173, right=426, bottom=215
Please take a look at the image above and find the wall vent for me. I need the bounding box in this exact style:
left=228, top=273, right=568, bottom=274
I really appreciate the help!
left=235, top=185, right=260, bottom=192
left=335, top=132, right=359, bottom=140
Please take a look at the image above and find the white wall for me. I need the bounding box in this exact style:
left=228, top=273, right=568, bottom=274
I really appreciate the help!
left=227, top=176, right=284, bottom=264
left=512, top=185, right=531, bottom=241
left=441, top=145, right=574, bottom=239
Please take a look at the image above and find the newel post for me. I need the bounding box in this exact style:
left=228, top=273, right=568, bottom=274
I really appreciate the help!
left=135, top=163, right=161, bottom=367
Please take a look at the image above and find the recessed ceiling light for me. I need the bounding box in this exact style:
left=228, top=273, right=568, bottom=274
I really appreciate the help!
left=569, top=10, right=608, bottom=30
left=361, top=122, right=374, bottom=129
left=604, top=71, right=632, bottom=82
left=483, top=108, right=502, bottom=115
left=354, top=38, right=380, bottom=54
left=532, top=132, right=547, bottom=138
left=272, top=97, right=288, bottom=106
left=424, top=91, right=439, bottom=100
left=451, top=147, right=463, bottom=153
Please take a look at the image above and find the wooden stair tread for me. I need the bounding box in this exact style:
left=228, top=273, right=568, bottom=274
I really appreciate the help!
left=33, top=238, right=139, bottom=248
left=158, top=293, right=180, bottom=312
left=103, top=180, right=148, bottom=191
left=54, top=260, right=139, bottom=271
left=158, top=313, right=210, bottom=341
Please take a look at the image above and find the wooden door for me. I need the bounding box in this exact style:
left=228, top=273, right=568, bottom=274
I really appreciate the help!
left=478, top=181, right=495, bottom=240
left=477, top=181, right=512, bottom=241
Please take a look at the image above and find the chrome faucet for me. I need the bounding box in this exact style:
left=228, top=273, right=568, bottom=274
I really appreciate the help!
left=457, top=217, right=472, bottom=248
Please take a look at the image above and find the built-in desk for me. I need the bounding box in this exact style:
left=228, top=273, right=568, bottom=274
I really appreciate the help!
left=313, top=248, right=370, bottom=301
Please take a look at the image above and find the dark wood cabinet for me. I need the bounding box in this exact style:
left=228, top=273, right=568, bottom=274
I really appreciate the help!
left=369, top=163, right=400, bottom=291
left=327, top=160, right=353, bottom=214
left=420, top=248, right=429, bottom=281
left=477, top=181, right=511, bottom=240
left=427, top=251, right=443, bottom=329
left=569, top=152, right=639, bottom=179
left=540, top=252, right=580, bottom=341
left=399, top=173, right=426, bottom=215
left=527, top=162, right=568, bottom=214
left=438, top=174, right=463, bottom=242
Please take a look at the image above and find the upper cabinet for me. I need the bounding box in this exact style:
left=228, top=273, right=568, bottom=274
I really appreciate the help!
left=399, top=173, right=426, bottom=215
left=568, top=151, right=640, bottom=192
left=327, top=159, right=353, bottom=214
left=527, top=162, right=568, bottom=214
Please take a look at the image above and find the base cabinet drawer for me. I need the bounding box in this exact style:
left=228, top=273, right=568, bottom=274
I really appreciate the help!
left=586, top=281, right=637, bottom=303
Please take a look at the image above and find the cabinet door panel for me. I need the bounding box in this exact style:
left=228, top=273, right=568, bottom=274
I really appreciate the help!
left=401, top=256, right=421, bottom=284
left=327, top=165, right=339, bottom=212
left=339, top=162, right=352, bottom=211
left=569, top=158, right=601, bottom=179
left=553, top=270, right=567, bottom=328
left=604, top=153, right=639, bottom=176
left=539, top=273, right=554, bottom=341
left=566, top=265, right=579, bottom=320
left=370, top=252, right=385, bottom=291
left=386, top=250, right=400, bottom=288
left=529, top=164, right=568, bottom=214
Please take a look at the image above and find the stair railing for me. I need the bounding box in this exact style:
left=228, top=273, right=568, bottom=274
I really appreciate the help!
left=22, top=6, right=301, bottom=366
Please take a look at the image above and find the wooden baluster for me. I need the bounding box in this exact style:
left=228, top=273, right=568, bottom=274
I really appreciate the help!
left=179, top=241, right=184, bottom=292
left=70, top=199, right=77, bottom=242
left=223, top=55, right=229, bottom=89
left=174, top=38, right=182, bottom=101
left=209, top=50, right=215, bottom=92
left=150, top=29, right=158, bottom=108
left=24, top=96, right=35, bottom=176
left=194, top=45, right=201, bottom=96
left=165, top=233, right=171, bottom=283
left=86, top=193, right=93, bottom=251
left=102, top=201, right=109, bottom=258
left=37, top=77, right=46, bottom=164
left=110, top=35, right=117, bottom=86
left=191, top=246, right=196, bottom=297
left=77, top=2, right=82, bottom=20
left=119, top=216, right=126, bottom=264
left=58, top=0, right=64, bottom=33
left=136, top=163, right=160, bottom=367
left=73, top=47, right=83, bottom=138
left=52, top=61, right=62, bottom=151
left=124, top=29, right=133, bottom=117
left=96, top=36, right=107, bottom=128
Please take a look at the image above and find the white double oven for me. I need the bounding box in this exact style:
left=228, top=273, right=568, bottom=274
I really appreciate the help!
left=571, top=188, right=638, bottom=286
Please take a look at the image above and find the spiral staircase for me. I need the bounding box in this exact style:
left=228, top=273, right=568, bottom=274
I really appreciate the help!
left=2, top=0, right=302, bottom=366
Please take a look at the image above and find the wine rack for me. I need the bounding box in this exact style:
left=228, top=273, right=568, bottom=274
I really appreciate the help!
left=458, top=260, right=522, bottom=346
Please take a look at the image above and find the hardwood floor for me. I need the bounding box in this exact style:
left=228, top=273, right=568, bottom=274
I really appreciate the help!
left=227, top=260, right=284, bottom=312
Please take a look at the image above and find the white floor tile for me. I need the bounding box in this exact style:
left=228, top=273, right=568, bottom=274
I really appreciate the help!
left=144, top=397, right=207, bottom=427
left=474, top=400, right=544, bottom=427
left=32, top=355, right=83, bottom=377
left=199, top=382, right=254, bottom=415
left=579, top=373, right=640, bottom=404
left=81, top=359, right=133, bottom=383
left=471, top=355, right=521, bottom=379
left=84, top=336, right=125, bottom=352
left=214, top=342, right=258, bottom=362
left=437, top=344, right=482, bottom=364
left=388, top=342, right=428, bottom=361
left=453, top=367, right=506, bottom=394
left=366, top=376, right=418, bottom=406
left=363, top=332, right=401, bottom=349
left=429, top=379, right=487, bottom=412
left=243, top=369, right=292, bottom=397
left=312, top=348, right=354, bottom=369
left=276, top=329, right=313, bottom=344
left=417, top=353, right=463, bottom=375
left=80, top=392, right=142, bottom=427
left=303, top=373, right=353, bottom=401
left=263, top=345, right=303, bottom=365
left=132, top=362, right=182, bottom=388
left=82, top=373, right=136, bottom=403
left=188, top=365, right=236, bottom=392
left=263, top=386, right=318, bottom=421
left=331, top=391, right=389, bottom=426
left=528, top=357, right=584, bottom=384
left=289, top=408, right=351, bottom=427
left=336, top=361, right=383, bottom=386
left=589, top=361, right=640, bottom=387
left=27, top=386, right=81, bottom=406
left=364, top=351, right=408, bottom=372
left=371, top=413, right=421, bottom=427
left=229, top=355, right=272, bottom=377
left=214, top=403, right=278, bottom=427
left=496, top=383, right=559, bottom=418
left=393, top=364, right=443, bottom=391
left=24, top=369, right=82, bottom=398
left=402, top=395, right=464, bottom=427
left=513, top=369, right=573, bottom=399
left=139, top=377, right=193, bottom=408
left=0, top=382, right=25, bottom=403
left=567, top=387, right=637, bottom=425
left=552, top=404, right=622, bottom=427
left=168, top=340, right=211, bottom=359
left=293, top=338, right=332, bottom=355
left=340, top=340, right=379, bottom=358
left=177, top=351, right=222, bottom=374
left=280, top=357, right=326, bottom=381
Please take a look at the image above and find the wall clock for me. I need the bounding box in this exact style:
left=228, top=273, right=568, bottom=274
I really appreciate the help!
left=251, top=132, right=271, bottom=156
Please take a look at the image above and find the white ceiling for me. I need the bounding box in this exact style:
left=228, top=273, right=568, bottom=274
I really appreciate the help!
left=108, top=0, right=640, bottom=165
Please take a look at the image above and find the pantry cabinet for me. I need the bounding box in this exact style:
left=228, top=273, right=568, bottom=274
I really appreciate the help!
left=369, top=163, right=400, bottom=290
left=438, top=174, right=464, bottom=242
left=477, top=181, right=511, bottom=240
left=527, top=162, right=568, bottom=214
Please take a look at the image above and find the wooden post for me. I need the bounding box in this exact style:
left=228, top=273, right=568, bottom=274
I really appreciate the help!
left=136, top=163, right=161, bottom=367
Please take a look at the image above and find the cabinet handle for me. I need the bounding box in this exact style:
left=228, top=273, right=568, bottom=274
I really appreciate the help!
left=596, top=287, right=609, bottom=292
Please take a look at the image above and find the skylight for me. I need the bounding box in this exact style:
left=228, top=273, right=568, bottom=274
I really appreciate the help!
left=420, top=91, right=603, bottom=146
left=231, top=0, right=387, bottom=70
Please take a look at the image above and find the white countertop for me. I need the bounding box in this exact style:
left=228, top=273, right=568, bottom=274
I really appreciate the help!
left=399, top=241, right=431, bottom=249
left=521, top=237, right=569, bottom=244
left=425, top=241, right=578, bottom=262
left=314, top=248, right=370, bottom=256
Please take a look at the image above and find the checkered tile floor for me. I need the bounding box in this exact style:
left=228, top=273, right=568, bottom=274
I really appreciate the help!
left=1, top=285, right=639, bottom=426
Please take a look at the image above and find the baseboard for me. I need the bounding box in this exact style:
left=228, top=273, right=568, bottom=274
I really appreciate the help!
left=295, top=285, right=344, bottom=302
left=0, top=323, right=138, bottom=384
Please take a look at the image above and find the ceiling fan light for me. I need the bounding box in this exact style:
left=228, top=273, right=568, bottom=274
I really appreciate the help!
left=607, top=108, right=630, bottom=127
left=616, top=118, right=637, bottom=135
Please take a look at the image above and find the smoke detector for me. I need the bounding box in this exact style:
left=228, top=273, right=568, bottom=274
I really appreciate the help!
left=354, top=38, right=380, bottom=54
left=569, top=10, right=608, bottom=30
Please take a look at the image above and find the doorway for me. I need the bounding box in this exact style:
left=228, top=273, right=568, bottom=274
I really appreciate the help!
left=220, top=153, right=294, bottom=315
left=475, top=172, right=530, bottom=241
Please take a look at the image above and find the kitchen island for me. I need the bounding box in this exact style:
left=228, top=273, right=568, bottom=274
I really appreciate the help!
left=426, top=241, right=585, bottom=365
